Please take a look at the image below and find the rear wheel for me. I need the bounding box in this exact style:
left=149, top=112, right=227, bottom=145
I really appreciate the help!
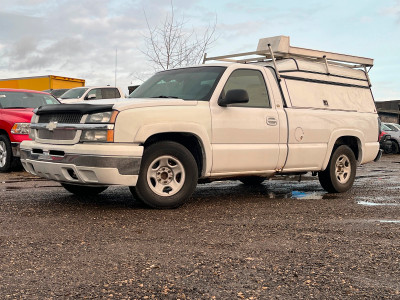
left=0, top=135, right=13, bottom=173
left=318, top=145, right=356, bottom=193
left=61, top=183, right=108, bottom=196
left=131, top=141, right=198, bottom=209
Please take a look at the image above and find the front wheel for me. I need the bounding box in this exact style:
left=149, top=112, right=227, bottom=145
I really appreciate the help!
left=61, top=183, right=108, bottom=196
left=318, top=145, right=356, bottom=193
left=0, top=135, right=13, bottom=173
left=132, top=141, right=198, bottom=209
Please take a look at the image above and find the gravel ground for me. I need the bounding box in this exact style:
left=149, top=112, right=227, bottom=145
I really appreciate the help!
left=1, top=155, right=400, bottom=299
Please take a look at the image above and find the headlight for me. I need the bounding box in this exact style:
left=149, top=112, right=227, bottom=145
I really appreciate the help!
left=11, top=123, right=30, bottom=135
left=86, top=111, right=117, bottom=123
left=81, top=129, right=114, bottom=142
left=82, top=111, right=118, bottom=142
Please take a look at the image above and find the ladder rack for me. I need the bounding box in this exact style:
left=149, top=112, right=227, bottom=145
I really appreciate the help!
left=203, top=36, right=373, bottom=69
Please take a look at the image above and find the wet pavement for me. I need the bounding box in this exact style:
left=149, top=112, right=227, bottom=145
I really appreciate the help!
left=1, top=155, right=400, bottom=298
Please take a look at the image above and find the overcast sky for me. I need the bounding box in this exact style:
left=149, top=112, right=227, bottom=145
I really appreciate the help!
left=0, top=0, right=399, bottom=100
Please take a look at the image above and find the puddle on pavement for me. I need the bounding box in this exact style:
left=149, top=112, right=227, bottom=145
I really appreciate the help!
left=357, top=195, right=400, bottom=207
left=290, top=191, right=323, bottom=199
left=2, top=186, right=29, bottom=192
left=2, top=185, right=61, bottom=192
left=1, top=178, right=47, bottom=184
left=379, top=220, right=400, bottom=223
left=266, top=190, right=335, bottom=200
left=358, top=201, right=400, bottom=206
left=4, top=186, right=23, bottom=190
left=198, top=181, right=335, bottom=200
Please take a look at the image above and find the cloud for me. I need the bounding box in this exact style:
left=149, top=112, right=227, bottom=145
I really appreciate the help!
left=0, top=12, right=45, bottom=40
left=381, top=0, right=400, bottom=17
left=0, top=0, right=399, bottom=99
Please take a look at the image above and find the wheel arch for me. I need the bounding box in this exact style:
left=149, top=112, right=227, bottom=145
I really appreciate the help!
left=389, top=139, right=400, bottom=153
left=140, top=132, right=207, bottom=178
left=0, top=129, right=10, bottom=138
left=322, top=132, right=363, bottom=170
left=0, top=129, right=13, bottom=172
left=134, top=123, right=212, bottom=178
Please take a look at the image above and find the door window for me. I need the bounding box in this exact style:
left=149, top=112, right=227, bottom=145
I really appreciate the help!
left=102, top=88, right=121, bottom=99
left=221, top=69, right=270, bottom=108
left=87, top=89, right=102, bottom=100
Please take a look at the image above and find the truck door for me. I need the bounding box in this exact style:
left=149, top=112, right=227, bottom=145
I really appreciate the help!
left=210, top=68, right=281, bottom=174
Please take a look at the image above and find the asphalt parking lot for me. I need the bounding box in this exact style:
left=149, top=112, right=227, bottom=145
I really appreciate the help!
left=1, top=155, right=400, bottom=299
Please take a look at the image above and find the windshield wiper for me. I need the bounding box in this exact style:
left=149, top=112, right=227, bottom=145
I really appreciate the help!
left=151, top=95, right=179, bottom=99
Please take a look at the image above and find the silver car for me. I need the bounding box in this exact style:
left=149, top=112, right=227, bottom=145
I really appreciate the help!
left=382, top=123, right=400, bottom=154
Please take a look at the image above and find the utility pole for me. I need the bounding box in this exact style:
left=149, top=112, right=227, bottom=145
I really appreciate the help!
left=115, top=48, right=117, bottom=87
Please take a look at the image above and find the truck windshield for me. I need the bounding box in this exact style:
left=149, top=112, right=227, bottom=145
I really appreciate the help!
left=0, top=92, right=59, bottom=109
left=60, top=87, right=89, bottom=99
left=129, top=66, right=226, bottom=101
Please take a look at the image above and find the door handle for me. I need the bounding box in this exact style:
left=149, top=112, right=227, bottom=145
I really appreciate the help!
left=266, top=117, right=277, bottom=126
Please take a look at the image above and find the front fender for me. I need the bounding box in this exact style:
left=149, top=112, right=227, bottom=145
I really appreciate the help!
left=134, top=122, right=213, bottom=176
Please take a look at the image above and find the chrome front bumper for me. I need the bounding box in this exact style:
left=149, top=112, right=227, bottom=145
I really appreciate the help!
left=20, top=141, right=143, bottom=186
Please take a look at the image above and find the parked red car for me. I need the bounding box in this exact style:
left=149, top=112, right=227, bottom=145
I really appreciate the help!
left=0, top=88, right=59, bottom=172
left=379, top=130, right=393, bottom=154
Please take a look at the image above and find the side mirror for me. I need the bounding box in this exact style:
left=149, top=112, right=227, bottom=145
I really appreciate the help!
left=218, top=89, right=249, bottom=107
left=87, top=93, right=96, bottom=100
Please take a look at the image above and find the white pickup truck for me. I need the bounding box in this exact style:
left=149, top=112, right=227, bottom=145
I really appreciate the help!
left=59, top=86, right=125, bottom=103
left=21, top=36, right=380, bottom=208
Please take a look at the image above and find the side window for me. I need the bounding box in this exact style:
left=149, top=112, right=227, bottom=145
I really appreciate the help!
left=87, top=89, right=102, bottom=100
left=102, top=88, right=121, bottom=99
left=221, top=69, right=270, bottom=108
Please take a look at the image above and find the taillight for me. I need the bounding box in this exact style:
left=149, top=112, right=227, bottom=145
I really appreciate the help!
left=378, top=117, right=382, bottom=141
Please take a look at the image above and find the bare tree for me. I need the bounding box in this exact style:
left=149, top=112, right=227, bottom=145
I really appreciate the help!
left=141, top=2, right=217, bottom=71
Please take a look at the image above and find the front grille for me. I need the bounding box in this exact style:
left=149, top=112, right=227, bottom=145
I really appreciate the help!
left=38, top=113, right=83, bottom=124
left=37, top=129, right=77, bottom=140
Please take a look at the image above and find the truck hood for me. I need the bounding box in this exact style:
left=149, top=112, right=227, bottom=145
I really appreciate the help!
left=1, top=108, right=34, bottom=122
left=84, top=98, right=198, bottom=111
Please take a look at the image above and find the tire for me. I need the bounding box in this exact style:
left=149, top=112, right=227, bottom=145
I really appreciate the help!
left=386, top=140, right=399, bottom=154
left=128, top=186, right=146, bottom=204
left=383, top=142, right=391, bottom=154
left=0, top=135, right=13, bottom=173
left=61, top=183, right=108, bottom=196
left=318, top=145, right=356, bottom=193
left=132, top=141, right=198, bottom=209
left=239, top=177, right=265, bottom=185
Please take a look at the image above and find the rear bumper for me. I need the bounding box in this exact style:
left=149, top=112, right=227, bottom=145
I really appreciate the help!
left=20, top=140, right=143, bottom=186
left=374, top=149, right=383, bottom=162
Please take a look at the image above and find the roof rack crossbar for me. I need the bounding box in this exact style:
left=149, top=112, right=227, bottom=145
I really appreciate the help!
left=204, top=50, right=270, bottom=62
left=203, top=36, right=374, bottom=68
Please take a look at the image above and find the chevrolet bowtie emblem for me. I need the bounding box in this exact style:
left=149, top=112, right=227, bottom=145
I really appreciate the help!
left=46, top=121, right=58, bottom=131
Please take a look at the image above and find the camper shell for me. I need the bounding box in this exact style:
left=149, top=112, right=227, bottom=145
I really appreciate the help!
left=204, top=35, right=375, bottom=112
